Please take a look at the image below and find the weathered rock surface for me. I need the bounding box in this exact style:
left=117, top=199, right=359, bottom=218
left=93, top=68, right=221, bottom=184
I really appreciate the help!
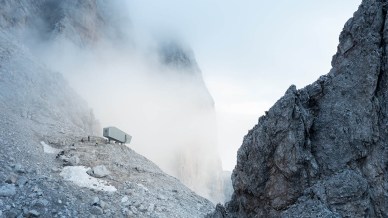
left=88, top=165, right=111, bottom=178
left=208, top=0, right=388, bottom=217
left=0, top=184, right=16, bottom=197
left=0, top=0, right=129, bottom=46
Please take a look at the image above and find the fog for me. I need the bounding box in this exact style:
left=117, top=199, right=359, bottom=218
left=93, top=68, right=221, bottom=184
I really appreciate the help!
left=14, top=0, right=362, bottom=203
left=126, top=0, right=361, bottom=171
left=18, top=0, right=225, bottom=202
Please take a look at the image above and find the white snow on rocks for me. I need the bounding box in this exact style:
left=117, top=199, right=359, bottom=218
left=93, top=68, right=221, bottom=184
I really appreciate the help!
left=60, top=166, right=117, bottom=192
left=41, top=141, right=61, bottom=154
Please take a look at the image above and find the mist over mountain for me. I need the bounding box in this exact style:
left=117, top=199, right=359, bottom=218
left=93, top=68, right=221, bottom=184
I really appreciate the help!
left=4, top=1, right=383, bottom=218
left=0, top=1, right=228, bottom=217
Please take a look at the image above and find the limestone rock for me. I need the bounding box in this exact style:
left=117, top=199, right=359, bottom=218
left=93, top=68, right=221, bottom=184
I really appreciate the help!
left=92, top=165, right=110, bottom=178
left=90, top=205, right=103, bottom=215
left=211, top=0, right=388, bottom=217
left=5, top=174, right=17, bottom=184
left=0, top=184, right=16, bottom=197
left=27, top=210, right=40, bottom=217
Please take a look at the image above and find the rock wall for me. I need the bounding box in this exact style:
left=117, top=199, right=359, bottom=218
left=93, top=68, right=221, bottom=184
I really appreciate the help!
left=212, top=0, right=388, bottom=217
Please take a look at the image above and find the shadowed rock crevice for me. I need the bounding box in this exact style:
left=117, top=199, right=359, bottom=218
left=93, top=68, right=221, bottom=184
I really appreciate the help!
left=207, top=0, right=388, bottom=217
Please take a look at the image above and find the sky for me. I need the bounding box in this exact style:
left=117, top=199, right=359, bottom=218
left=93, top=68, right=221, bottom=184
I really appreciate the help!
left=127, top=0, right=361, bottom=170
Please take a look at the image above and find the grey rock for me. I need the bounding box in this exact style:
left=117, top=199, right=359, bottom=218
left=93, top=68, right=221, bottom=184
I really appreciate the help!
left=5, top=174, right=18, bottom=184
left=121, top=196, right=129, bottom=203
left=158, top=40, right=200, bottom=72
left=92, top=197, right=100, bottom=206
left=147, top=203, right=155, bottom=213
left=36, top=199, right=49, bottom=207
left=86, top=168, right=93, bottom=176
left=27, top=210, right=40, bottom=217
left=138, top=204, right=147, bottom=212
left=13, top=164, right=25, bottom=174
left=99, top=200, right=108, bottom=210
left=16, top=176, right=27, bottom=188
left=206, top=204, right=227, bottom=218
left=90, top=206, right=103, bottom=215
left=51, top=167, right=61, bottom=173
left=4, top=210, right=17, bottom=218
left=213, top=1, right=388, bottom=217
left=60, top=155, right=80, bottom=166
left=68, top=156, right=80, bottom=166
left=130, top=206, right=138, bottom=214
left=123, top=208, right=133, bottom=217
left=91, top=165, right=110, bottom=178
left=281, top=197, right=340, bottom=218
left=0, top=184, right=16, bottom=197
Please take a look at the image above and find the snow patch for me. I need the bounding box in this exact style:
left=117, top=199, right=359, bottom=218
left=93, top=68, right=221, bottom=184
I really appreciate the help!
left=40, top=141, right=62, bottom=154
left=60, top=166, right=117, bottom=192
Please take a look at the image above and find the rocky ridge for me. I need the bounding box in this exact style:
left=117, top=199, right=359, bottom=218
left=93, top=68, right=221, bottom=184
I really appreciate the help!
left=208, top=0, right=388, bottom=217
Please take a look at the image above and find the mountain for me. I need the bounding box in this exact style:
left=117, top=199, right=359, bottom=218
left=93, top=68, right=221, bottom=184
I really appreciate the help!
left=0, top=0, right=226, bottom=204
left=0, top=0, right=130, bottom=45
left=208, top=0, right=388, bottom=217
left=0, top=8, right=215, bottom=217
left=0, top=1, right=227, bottom=217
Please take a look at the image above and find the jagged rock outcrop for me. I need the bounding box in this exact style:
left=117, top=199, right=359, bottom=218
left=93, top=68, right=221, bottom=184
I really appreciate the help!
left=0, top=0, right=130, bottom=45
left=209, top=0, right=388, bottom=217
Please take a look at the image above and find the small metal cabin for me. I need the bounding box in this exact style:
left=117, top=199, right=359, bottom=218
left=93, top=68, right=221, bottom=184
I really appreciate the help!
left=103, top=127, right=132, bottom=144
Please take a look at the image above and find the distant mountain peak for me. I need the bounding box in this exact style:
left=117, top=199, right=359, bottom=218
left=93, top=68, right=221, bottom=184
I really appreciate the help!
left=157, top=40, right=200, bottom=72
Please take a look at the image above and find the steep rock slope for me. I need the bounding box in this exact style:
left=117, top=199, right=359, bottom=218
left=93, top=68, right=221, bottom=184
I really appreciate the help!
left=0, top=0, right=224, bottom=202
left=0, top=30, right=98, bottom=140
left=0, top=23, right=214, bottom=218
left=1, top=0, right=225, bottom=203
left=210, top=0, right=388, bottom=217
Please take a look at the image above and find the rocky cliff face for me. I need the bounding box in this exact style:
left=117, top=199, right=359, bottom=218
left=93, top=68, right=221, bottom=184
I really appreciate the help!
left=0, top=0, right=129, bottom=45
left=209, top=0, right=388, bottom=217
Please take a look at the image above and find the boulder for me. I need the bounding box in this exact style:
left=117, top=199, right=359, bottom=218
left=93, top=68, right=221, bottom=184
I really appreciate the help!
left=0, top=184, right=16, bottom=197
left=90, top=165, right=110, bottom=178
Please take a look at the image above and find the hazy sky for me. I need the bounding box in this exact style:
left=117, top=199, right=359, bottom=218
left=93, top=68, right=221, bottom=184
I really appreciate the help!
left=127, top=1, right=361, bottom=170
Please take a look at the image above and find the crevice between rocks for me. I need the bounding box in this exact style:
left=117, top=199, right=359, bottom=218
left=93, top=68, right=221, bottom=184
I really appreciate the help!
left=374, top=2, right=388, bottom=98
